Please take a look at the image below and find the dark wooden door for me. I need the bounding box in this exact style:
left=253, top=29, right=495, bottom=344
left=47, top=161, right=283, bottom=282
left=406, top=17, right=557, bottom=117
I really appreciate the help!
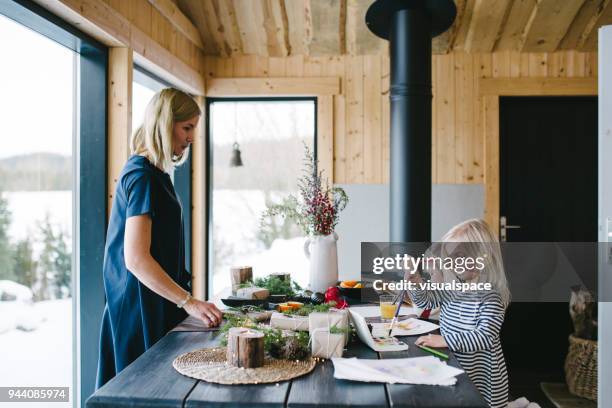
left=498, top=96, right=597, bottom=404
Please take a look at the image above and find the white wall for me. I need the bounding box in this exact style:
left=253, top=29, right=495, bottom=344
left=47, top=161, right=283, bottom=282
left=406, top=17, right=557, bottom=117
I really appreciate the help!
left=335, top=184, right=484, bottom=280
left=598, top=24, right=612, bottom=408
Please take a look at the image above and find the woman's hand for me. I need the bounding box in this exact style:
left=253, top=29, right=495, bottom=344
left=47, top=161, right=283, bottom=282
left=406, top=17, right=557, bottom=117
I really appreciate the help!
left=184, top=298, right=223, bottom=327
left=415, top=334, right=448, bottom=348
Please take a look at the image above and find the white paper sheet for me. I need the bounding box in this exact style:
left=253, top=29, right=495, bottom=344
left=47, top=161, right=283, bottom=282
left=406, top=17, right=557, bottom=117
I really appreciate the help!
left=331, top=356, right=463, bottom=385
left=371, top=318, right=440, bottom=337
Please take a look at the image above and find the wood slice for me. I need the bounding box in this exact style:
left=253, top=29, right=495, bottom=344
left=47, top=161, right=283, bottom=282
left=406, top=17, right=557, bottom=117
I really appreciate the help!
left=237, top=329, right=265, bottom=368
left=226, top=327, right=247, bottom=366
left=230, top=266, right=253, bottom=294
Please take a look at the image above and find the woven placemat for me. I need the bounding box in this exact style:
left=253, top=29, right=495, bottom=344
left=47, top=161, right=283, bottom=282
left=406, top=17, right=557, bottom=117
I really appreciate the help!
left=173, top=347, right=316, bottom=385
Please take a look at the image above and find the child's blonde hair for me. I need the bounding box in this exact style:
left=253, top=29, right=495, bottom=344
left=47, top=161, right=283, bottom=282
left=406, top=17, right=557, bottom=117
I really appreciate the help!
left=130, top=88, right=201, bottom=173
left=441, top=218, right=511, bottom=308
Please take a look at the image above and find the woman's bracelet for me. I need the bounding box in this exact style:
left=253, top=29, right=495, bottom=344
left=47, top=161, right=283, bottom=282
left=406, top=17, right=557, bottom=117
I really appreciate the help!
left=177, top=292, right=192, bottom=308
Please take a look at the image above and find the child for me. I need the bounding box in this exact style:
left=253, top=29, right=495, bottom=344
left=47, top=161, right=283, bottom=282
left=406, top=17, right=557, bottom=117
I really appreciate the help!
left=406, top=219, right=510, bottom=408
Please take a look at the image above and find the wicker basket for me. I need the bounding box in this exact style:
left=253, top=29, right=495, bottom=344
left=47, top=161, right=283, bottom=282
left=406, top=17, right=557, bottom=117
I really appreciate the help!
left=564, top=334, right=597, bottom=401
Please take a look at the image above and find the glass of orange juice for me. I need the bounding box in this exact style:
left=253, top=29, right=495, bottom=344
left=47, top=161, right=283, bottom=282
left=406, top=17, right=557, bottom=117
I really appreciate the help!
left=379, top=294, right=396, bottom=322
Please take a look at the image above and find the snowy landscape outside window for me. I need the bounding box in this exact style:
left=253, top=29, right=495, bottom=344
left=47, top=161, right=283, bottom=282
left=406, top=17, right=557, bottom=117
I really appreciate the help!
left=0, top=13, right=75, bottom=408
left=208, top=99, right=316, bottom=298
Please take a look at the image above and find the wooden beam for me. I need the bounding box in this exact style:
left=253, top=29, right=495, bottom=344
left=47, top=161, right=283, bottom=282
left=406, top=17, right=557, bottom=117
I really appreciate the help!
left=206, top=77, right=341, bottom=96
left=191, top=95, right=207, bottom=300
left=262, top=0, right=289, bottom=57
left=520, top=0, right=586, bottom=52
left=147, top=0, right=204, bottom=50
left=283, top=0, right=312, bottom=55
left=310, top=0, right=343, bottom=55
left=479, top=77, right=597, bottom=95
left=107, top=48, right=133, bottom=221
left=213, top=0, right=243, bottom=55
left=433, top=0, right=466, bottom=54
left=33, top=0, right=205, bottom=94
left=317, top=96, right=335, bottom=183
left=559, top=0, right=606, bottom=49
left=233, top=0, right=268, bottom=56
left=579, top=0, right=612, bottom=50
left=176, top=0, right=223, bottom=56
left=464, top=0, right=512, bottom=52
left=33, top=0, right=128, bottom=46
left=495, top=0, right=536, bottom=51
left=346, top=0, right=386, bottom=55
left=452, top=0, right=475, bottom=51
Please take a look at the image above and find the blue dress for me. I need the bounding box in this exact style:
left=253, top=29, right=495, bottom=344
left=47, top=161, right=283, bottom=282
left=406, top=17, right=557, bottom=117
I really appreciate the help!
left=96, top=155, right=190, bottom=389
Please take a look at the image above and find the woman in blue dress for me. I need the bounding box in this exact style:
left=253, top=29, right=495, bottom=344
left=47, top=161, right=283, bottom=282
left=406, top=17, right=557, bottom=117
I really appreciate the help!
left=96, top=88, right=222, bottom=388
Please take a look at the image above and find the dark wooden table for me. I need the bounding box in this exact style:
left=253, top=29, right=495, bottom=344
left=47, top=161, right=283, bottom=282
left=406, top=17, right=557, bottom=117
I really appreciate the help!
left=87, top=316, right=488, bottom=408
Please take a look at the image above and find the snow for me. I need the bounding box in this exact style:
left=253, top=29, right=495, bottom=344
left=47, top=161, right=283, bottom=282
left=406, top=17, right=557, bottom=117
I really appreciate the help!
left=0, top=298, right=72, bottom=408
left=0, top=280, right=33, bottom=302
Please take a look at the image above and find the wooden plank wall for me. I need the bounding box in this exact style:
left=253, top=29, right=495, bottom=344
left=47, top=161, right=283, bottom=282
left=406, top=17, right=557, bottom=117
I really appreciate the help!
left=204, top=50, right=597, bottom=185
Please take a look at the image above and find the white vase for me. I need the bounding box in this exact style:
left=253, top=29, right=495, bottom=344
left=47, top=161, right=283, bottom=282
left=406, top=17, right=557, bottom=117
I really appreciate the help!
left=303, top=232, right=339, bottom=293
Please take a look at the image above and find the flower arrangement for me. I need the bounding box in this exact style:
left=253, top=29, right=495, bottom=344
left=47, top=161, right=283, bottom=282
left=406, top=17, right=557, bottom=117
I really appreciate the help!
left=261, top=144, right=348, bottom=236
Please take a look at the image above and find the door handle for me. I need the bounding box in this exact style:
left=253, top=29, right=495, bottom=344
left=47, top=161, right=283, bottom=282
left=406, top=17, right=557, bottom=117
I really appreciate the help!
left=500, top=216, right=521, bottom=242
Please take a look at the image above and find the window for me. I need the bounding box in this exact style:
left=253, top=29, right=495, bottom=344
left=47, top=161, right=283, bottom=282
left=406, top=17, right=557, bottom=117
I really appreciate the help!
left=0, top=2, right=106, bottom=407
left=0, top=12, right=76, bottom=408
left=207, top=98, right=316, bottom=298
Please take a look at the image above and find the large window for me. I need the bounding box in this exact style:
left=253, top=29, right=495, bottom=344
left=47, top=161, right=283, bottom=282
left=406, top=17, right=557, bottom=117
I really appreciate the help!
left=0, top=12, right=75, bottom=407
left=208, top=99, right=316, bottom=298
left=0, top=2, right=106, bottom=407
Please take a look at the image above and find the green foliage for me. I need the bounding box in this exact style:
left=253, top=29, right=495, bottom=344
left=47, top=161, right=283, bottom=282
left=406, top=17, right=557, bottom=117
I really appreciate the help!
left=12, top=237, right=37, bottom=288
left=0, top=190, right=71, bottom=300
left=252, top=275, right=301, bottom=296
left=257, top=191, right=301, bottom=249
left=281, top=301, right=337, bottom=317
left=0, top=192, right=16, bottom=281
left=329, top=324, right=351, bottom=336
left=37, top=213, right=72, bottom=300
left=219, top=315, right=310, bottom=360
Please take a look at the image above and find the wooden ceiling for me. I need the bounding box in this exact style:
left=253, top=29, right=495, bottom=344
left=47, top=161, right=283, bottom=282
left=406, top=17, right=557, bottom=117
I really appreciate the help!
left=166, top=0, right=612, bottom=57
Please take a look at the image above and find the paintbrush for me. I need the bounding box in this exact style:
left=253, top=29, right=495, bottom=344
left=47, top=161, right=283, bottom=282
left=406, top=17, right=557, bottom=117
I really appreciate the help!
left=387, top=289, right=406, bottom=337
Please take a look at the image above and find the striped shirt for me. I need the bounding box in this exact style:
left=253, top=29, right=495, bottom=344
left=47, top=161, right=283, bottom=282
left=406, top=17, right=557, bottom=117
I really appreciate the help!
left=410, top=288, right=509, bottom=408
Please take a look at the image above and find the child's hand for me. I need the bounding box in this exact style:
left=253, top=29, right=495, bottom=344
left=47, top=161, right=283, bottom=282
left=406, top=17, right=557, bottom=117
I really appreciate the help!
left=415, top=334, right=448, bottom=348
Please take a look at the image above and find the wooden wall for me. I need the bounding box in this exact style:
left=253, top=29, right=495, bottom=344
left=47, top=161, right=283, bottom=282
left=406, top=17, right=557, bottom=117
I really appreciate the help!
left=204, top=50, right=597, bottom=185
left=101, top=0, right=203, bottom=75
left=35, top=0, right=206, bottom=93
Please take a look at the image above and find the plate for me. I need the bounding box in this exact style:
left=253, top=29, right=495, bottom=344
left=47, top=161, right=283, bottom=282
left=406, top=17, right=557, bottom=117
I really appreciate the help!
left=221, top=297, right=269, bottom=308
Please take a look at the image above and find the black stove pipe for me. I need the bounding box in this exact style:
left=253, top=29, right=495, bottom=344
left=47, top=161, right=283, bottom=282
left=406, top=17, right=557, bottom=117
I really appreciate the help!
left=366, top=0, right=456, bottom=243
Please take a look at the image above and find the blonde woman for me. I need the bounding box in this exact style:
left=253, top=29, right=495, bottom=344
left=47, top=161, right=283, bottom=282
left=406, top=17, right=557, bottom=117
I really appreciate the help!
left=96, top=88, right=222, bottom=388
left=405, top=219, right=510, bottom=408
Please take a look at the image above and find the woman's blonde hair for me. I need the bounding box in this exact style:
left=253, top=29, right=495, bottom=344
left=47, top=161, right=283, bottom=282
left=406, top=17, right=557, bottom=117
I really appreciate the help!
left=440, top=218, right=511, bottom=308
left=130, top=87, right=201, bottom=172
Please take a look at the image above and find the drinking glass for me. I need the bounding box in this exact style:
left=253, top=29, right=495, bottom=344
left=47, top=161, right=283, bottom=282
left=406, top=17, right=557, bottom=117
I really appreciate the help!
left=379, top=294, right=396, bottom=322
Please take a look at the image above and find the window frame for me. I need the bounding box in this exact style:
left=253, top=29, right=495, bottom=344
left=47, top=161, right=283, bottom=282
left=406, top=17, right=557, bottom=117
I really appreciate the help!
left=205, top=96, right=318, bottom=299
left=0, top=1, right=107, bottom=406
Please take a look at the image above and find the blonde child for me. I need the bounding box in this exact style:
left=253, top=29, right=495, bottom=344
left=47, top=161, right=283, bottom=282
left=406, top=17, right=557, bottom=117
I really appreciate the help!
left=406, top=219, right=510, bottom=408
